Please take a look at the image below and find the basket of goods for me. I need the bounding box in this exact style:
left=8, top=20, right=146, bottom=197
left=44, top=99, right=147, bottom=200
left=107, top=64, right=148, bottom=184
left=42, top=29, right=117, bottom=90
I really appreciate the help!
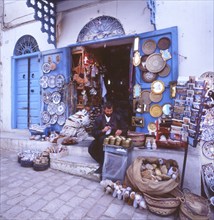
left=19, top=150, right=41, bottom=167
left=125, top=157, right=180, bottom=196
left=179, top=189, right=211, bottom=220
left=33, top=157, right=49, bottom=171
left=20, top=157, right=34, bottom=167
left=127, top=131, right=145, bottom=147
left=143, top=187, right=182, bottom=216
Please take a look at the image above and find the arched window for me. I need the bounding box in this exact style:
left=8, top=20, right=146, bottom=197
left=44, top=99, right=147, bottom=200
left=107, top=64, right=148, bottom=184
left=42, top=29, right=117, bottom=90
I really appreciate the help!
left=14, top=35, right=40, bottom=56
left=77, top=16, right=125, bottom=43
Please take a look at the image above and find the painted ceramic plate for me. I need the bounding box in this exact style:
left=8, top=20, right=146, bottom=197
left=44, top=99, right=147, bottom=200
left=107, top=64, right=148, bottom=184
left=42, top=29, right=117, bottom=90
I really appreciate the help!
left=148, top=122, right=157, bottom=132
left=40, top=75, right=49, bottom=89
left=158, top=63, right=171, bottom=77
left=49, top=114, right=58, bottom=125
left=55, top=74, right=65, bottom=88
left=149, top=92, right=163, bottom=103
left=157, top=37, right=171, bottom=50
left=151, top=80, right=165, bottom=94
left=150, top=104, right=163, bottom=117
left=43, top=91, right=52, bottom=104
left=51, top=91, right=61, bottom=104
left=142, top=39, right=156, bottom=55
left=41, top=111, right=50, bottom=124
left=56, top=102, right=66, bottom=115
left=57, top=114, right=66, bottom=125
left=140, top=90, right=151, bottom=104
left=48, top=75, right=56, bottom=88
left=142, top=71, right=157, bottom=83
left=47, top=102, right=57, bottom=115
left=202, top=141, right=214, bottom=160
left=146, top=53, right=166, bottom=73
left=42, top=62, right=51, bottom=74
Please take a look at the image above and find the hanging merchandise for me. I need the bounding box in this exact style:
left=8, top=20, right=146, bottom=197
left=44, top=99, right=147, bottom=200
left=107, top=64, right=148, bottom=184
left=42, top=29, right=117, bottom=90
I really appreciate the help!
left=42, top=62, right=51, bottom=74
left=40, top=75, right=49, bottom=89
left=55, top=74, right=65, bottom=88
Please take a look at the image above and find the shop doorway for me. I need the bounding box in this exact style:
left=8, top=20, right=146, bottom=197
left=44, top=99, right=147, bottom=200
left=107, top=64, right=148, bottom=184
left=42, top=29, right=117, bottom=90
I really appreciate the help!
left=71, top=41, right=134, bottom=129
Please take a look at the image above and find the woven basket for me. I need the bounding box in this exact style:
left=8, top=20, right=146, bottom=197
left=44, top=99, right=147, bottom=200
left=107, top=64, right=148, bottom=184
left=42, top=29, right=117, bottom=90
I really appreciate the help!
left=143, top=191, right=181, bottom=216
left=179, top=189, right=210, bottom=220
left=127, top=131, right=145, bottom=147
left=33, top=163, right=49, bottom=171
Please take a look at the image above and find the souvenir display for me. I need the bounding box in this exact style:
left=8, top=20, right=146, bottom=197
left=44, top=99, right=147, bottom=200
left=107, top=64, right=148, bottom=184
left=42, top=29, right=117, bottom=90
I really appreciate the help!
left=146, top=53, right=166, bottom=73
left=133, top=51, right=141, bottom=66
left=142, top=71, right=157, bottom=83
left=48, top=75, right=56, bottom=88
left=162, top=103, right=172, bottom=116
left=157, top=37, right=171, bottom=50
left=151, top=80, right=165, bottom=94
left=40, top=75, right=48, bottom=89
left=51, top=91, right=61, bottom=104
left=49, top=114, right=58, bottom=125
left=149, top=92, right=163, bottom=103
left=133, top=99, right=143, bottom=113
left=139, top=55, right=148, bottom=71
left=47, top=102, right=57, bottom=115
left=158, top=63, right=171, bottom=77
left=55, top=74, right=65, bottom=88
left=160, top=49, right=172, bottom=61
left=56, top=102, right=66, bottom=115
left=142, top=39, right=156, bottom=55
left=41, top=111, right=50, bottom=124
left=42, top=62, right=51, bottom=74
left=150, top=104, right=163, bottom=117
left=132, top=116, right=144, bottom=127
left=147, top=122, right=157, bottom=133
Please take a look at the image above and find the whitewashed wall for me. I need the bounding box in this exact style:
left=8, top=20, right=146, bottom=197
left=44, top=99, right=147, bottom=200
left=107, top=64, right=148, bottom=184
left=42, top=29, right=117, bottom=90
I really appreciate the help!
left=0, top=0, right=213, bottom=132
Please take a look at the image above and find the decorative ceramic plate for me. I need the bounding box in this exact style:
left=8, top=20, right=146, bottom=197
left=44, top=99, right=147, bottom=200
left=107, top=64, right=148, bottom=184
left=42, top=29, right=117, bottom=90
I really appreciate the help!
left=147, top=122, right=157, bottom=132
left=56, top=102, right=66, bottom=115
left=157, top=37, right=171, bottom=50
left=48, top=75, right=56, bottom=88
left=40, top=75, right=49, bottom=89
left=142, top=71, right=157, bottom=83
left=150, top=104, right=163, bottom=117
left=47, top=102, right=57, bottom=115
left=41, top=111, right=50, bottom=124
left=146, top=53, right=166, bottom=73
left=51, top=91, right=61, bottom=104
left=149, top=92, right=163, bottom=103
left=55, top=74, right=65, bottom=88
left=202, top=141, right=214, bottom=160
left=133, top=51, right=141, bottom=66
left=133, top=84, right=141, bottom=98
left=151, top=80, right=165, bottom=94
left=142, top=39, right=156, bottom=55
left=57, top=114, right=66, bottom=125
left=42, top=62, right=51, bottom=74
left=43, top=91, right=52, bottom=104
left=158, top=63, right=171, bottom=77
left=140, top=90, right=151, bottom=104
left=49, top=114, right=58, bottom=125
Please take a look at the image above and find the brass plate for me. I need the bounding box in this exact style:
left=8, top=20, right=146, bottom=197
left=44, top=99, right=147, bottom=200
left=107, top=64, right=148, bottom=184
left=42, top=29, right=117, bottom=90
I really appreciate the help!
left=142, top=39, right=156, bottom=55
left=151, top=80, right=165, bottom=94
left=142, top=71, right=157, bottom=83
left=157, top=37, right=171, bottom=50
left=149, top=92, right=163, bottom=103
left=146, top=53, right=166, bottom=73
left=150, top=104, right=163, bottom=117
left=158, top=63, right=171, bottom=77
left=140, top=90, right=151, bottom=104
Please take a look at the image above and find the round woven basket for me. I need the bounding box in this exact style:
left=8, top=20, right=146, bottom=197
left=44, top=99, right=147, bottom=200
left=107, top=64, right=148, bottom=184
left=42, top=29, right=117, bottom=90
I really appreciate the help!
left=143, top=192, right=181, bottom=216
left=33, top=162, right=49, bottom=171
left=20, top=159, right=34, bottom=167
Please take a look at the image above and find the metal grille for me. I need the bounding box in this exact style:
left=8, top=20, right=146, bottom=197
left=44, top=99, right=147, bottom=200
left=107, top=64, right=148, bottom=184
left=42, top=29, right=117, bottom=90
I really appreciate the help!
left=14, top=35, right=39, bottom=56
left=26, top=0, right=56, bottom=47
left=77, top=16, right=125, bottom=43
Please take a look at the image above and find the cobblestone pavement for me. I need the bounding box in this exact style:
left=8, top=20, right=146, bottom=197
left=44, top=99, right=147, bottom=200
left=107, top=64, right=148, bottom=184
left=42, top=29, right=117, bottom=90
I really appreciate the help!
left=0, top=149, right=181, bottom=220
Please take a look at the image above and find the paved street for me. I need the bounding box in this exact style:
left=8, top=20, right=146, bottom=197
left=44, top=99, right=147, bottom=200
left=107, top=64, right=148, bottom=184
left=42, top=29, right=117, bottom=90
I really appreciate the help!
left=0, top=149, right=192, bottom=220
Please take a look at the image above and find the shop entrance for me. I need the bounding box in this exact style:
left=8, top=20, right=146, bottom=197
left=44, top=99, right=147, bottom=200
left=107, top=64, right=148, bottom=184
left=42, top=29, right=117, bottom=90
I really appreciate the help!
left=71, top=41, right=133, bottom=129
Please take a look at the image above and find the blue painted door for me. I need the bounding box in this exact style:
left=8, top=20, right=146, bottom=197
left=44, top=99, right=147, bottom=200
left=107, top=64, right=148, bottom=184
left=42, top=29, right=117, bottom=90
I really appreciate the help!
left=14, top=55, right=40, bottom=128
